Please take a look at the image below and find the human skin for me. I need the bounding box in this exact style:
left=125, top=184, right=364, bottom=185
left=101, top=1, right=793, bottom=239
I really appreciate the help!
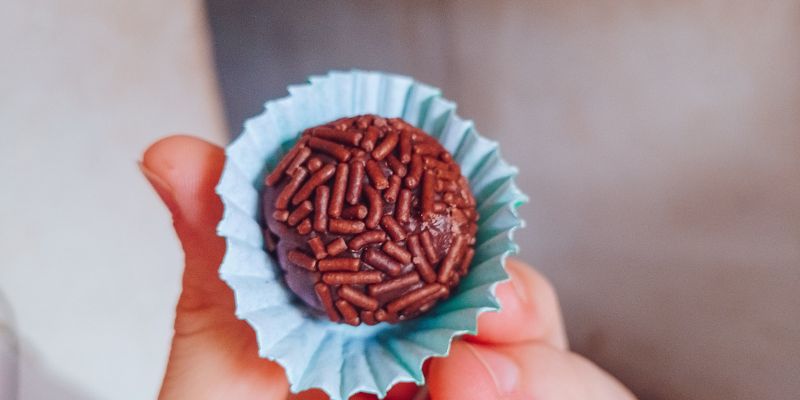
left=140, top=135, right=636, bottom=400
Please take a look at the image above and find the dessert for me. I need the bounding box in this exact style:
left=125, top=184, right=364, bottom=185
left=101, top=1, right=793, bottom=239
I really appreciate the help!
left=262, top=114, right=478, bottom=325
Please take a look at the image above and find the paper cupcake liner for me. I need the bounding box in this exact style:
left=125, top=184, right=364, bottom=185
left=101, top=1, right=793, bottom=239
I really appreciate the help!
left=216, top=70, right=527, bottom=399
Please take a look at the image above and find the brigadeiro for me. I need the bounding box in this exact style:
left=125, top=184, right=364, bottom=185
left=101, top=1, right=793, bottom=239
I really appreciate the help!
left=262, top=114, right=478, bottom=326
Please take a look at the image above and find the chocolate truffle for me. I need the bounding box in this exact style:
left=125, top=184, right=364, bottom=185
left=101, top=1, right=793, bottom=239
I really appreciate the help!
left=262, top=115, right=478, bottom=325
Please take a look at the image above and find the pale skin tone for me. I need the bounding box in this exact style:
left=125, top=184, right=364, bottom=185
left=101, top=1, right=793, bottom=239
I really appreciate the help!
left=141, top=135, right=637, bottom=400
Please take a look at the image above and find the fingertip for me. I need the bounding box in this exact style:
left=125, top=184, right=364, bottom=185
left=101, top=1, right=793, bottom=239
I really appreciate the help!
left=428, top=341, right=501, bottom=400
left=467, top=258, right=568, bottom=349
left=143, top=135, right=223, bottom=201
left=140, top=134, right=225, bottom=230
left=141, top=134, right=223, bottom=174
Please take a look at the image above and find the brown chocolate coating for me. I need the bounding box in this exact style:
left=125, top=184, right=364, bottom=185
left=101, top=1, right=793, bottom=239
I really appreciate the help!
left=262, top=115, right=478, bottom=325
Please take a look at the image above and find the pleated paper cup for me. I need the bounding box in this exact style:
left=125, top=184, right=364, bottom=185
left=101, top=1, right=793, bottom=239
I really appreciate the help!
left=216, top=70, right=527, bottom=399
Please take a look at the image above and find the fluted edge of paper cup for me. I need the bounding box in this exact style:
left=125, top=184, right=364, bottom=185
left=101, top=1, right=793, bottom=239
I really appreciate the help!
left=215, top=70, right=528, bottom=400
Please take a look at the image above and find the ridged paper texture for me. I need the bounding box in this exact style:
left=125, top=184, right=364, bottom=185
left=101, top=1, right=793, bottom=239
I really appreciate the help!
left=216, top=70, right=527, bottom=399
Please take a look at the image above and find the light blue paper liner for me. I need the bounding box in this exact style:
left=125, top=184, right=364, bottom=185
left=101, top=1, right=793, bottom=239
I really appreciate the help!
left=216, top=70, right=527, bottom=399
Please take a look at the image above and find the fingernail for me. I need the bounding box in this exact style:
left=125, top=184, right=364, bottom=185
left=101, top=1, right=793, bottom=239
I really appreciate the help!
left=466, top=343, right=519, bottom=395
left=138, top=161, right=179, bottom=216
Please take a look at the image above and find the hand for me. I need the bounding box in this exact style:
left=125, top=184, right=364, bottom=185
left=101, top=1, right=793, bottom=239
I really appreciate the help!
left=141, top=135, right=636, bottom=400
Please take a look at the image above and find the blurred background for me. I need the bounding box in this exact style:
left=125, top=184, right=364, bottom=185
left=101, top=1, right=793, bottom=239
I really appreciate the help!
left=1, top=1, right=798, bottom=399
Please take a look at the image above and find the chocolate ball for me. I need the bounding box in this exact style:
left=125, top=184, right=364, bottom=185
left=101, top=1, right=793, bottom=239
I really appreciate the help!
left=262, top=115, right=478, bottom=325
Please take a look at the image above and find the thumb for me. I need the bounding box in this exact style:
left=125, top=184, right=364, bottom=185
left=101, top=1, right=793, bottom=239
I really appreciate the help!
left=141, top=135, right=289, bottom=400
left=140, top=134, right=231, bottom=314
left=428, top=341, right=636, bottom=400
left=140, top=134, right=225, bottom=269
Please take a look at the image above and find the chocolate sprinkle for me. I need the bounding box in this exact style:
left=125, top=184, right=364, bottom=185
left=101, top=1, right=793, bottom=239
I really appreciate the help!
left=335, top=299, right=360, bottom=326
left=263, top=115, right=478, bottom=325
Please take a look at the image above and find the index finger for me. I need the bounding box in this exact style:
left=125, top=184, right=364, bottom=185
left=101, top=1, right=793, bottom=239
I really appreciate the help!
left=465, top=258, right=568, bottom=349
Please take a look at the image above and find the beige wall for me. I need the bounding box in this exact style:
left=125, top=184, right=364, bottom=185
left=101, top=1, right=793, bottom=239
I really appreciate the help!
left=0, top=1, right=225, bottom=399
